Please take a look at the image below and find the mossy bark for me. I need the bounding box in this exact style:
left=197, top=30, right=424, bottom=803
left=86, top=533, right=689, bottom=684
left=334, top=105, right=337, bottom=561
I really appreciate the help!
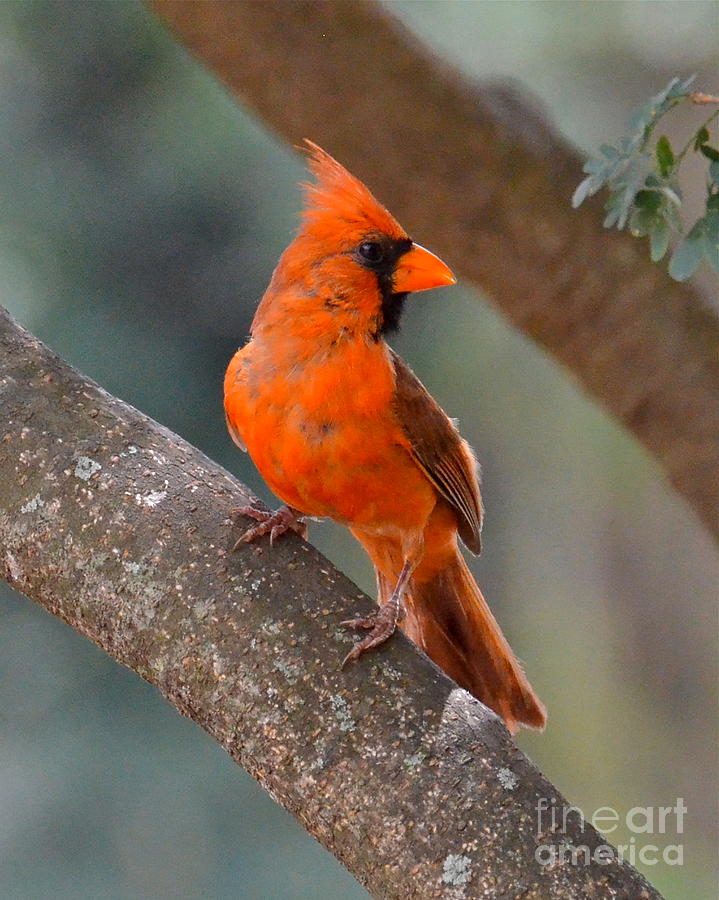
left=0, top=307, right=663, bottom=898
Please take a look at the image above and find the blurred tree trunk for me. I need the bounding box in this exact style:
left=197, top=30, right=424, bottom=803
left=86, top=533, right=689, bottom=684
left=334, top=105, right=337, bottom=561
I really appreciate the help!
left=0, top=305, right=665, bottom=899
left=149, top=0, right=719, bottom=540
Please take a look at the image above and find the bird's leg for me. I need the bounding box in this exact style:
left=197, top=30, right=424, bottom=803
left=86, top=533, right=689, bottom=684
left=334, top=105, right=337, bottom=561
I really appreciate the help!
left=341, top=557, right=415, bottom=667
left=230, top=501, right=307, bottom=549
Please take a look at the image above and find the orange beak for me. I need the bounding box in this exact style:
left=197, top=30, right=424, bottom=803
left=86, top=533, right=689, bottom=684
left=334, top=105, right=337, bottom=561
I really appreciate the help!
left=393, top=243, right=456, bottom=294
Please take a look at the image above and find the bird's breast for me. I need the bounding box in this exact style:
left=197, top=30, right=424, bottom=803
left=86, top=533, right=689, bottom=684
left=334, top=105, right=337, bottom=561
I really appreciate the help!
left=224, top=335, right=436, bottom=532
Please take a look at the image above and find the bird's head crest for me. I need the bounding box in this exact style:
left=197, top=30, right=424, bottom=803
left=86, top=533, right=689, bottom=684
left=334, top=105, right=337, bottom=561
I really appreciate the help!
left=299, top=141, right=407, bottom=243
left=254, top=141, right=455, bottom=340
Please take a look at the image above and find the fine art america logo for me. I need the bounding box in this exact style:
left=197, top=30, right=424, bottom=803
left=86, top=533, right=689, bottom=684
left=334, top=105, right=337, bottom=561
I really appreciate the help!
left=535, top=797, right=686, bottom=867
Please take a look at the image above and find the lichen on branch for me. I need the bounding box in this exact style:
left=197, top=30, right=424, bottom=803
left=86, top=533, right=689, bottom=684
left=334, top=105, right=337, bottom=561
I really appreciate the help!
left=0, top=305, right=663, bottom=898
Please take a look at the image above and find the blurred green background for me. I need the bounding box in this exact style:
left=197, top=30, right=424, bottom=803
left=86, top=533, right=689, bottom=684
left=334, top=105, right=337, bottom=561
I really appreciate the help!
left=0, top=2, right=716, bottom=898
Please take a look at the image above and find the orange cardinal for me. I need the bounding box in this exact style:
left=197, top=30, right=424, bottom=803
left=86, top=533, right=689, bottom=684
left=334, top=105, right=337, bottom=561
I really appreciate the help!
left=224, top=142, right=546, bottom=733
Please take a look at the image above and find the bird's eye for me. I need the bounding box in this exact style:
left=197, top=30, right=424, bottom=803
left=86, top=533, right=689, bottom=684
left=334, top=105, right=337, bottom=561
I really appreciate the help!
left=358, top=241, right=384, bottom=264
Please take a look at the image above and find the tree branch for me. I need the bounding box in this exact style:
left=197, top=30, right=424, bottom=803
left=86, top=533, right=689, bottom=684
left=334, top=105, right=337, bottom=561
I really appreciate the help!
left=0, top=306, right=664, bottom=898
left=148, top=0, right=719, bottom=540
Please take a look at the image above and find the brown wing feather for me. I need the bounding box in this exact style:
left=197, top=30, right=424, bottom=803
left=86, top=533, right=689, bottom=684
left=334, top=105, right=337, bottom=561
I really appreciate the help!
left=390, top=349, right=483, bottom=554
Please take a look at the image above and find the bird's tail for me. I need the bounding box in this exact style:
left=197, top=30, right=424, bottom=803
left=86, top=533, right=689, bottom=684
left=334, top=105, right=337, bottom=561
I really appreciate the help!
left=381, top=552, right=546, bottom=733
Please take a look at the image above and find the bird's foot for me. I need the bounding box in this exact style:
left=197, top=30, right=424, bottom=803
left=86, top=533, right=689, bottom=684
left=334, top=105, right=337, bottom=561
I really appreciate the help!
left=341, top=601, right=405, bottom=667
left=230, top=502, right=307, bottom=550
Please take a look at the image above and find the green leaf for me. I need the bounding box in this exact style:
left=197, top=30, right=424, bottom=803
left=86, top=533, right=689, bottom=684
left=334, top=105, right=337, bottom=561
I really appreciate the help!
left=607, top=157, right=652, bottom=229
left=619, top=135, right=638, bottom=154
left=704, top=209, right=719, bottom=240
left=700, top=144, right=719, bottom=162
left=613, top=188, right=636, bottom=230
left=629, top=102, right=655, bottom=134
left=600, top=143, right=620, bottom=160
left=583, top=158, right=605, bottom=175
left=656, top=136, right=674, bottom=176
left=634, top=189, right=662, bottom=212
left=603, top=205, right=621, bottom=230
left=649, top=221, right=670, bottom=262
left=669, top=226, right=704, bottom=281
left=629, top=207, right=653, bottom=237
left=668, top=74, right=696, bottom=97
left=711, top=161, right=719, bottom=187
left=572, top=177, right=594, bottom=208
left=703, top=210, right=719, bottom=271
left=628, top=75, right=696, bottom=134
left=664, top=201, right=683, bottom=232
left=694, top=126, right=710, bottom=151
left=603, top=190, right=630, bottom=230
left=658, top=184, right=682, bottom=208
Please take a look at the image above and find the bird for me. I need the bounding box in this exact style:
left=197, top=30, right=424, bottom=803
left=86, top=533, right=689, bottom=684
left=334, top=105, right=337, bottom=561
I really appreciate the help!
left=224, top=142, right=546, bottom=733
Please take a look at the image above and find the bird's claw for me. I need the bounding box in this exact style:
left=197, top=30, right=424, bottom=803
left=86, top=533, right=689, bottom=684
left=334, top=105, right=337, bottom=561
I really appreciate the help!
left=340, top=615, right=377, bottom=630
left=230, top=503, right=307, bottom=550
left=340, top=603, right=404, bottom=668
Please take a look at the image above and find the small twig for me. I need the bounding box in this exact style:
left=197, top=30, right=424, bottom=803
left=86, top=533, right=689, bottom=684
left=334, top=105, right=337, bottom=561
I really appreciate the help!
left=690, top=91, right=719, bottom=105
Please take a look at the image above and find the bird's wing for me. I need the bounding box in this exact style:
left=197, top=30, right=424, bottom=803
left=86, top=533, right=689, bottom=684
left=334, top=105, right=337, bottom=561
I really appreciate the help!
left=389, top=349, right=483, bottom=554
